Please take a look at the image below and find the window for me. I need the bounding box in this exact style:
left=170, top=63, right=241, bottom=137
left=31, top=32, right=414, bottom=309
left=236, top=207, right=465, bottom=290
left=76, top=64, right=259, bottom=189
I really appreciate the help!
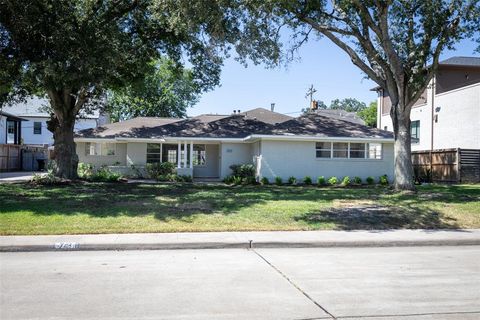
left=411, top=120, right=420, bottom=143
left=193, top=145, right=206, bottom=166
left=332, top=142, right=348, bottom=158
left=315, top=142, right=331, bottom=158
left=315, top=142, right=382, bottom=160
left=162, top=144, right=178, bottom=165
left=349, top=143, right=366, bottom=158
left=85, top=142, right=116, bottom=156
left=368, top=143, right=382, bottom=159
left=146, top=143, right=161, bottom=164
left=33, top=122, right=42, bottom=135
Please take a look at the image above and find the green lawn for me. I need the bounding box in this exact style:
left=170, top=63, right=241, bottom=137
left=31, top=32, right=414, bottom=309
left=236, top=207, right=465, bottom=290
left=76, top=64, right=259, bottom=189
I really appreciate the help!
left=0, top=182, right=479, bottom=235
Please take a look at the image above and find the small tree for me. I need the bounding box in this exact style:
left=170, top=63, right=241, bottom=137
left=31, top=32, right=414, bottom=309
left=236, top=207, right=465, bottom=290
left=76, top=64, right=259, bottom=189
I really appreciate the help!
left=358, top=101, right=378, bottom=127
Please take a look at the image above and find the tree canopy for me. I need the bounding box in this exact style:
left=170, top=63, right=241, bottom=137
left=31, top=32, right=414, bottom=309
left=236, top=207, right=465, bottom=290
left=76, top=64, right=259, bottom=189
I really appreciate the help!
left=330, top=98, right=366, bottom=112
left=358, top=101, right=378, bottom=127
left=106, top=59, right=202, bottom=122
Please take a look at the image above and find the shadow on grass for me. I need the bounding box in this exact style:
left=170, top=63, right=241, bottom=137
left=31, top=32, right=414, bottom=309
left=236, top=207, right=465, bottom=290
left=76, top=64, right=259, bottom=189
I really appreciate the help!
left=296, top=204, right=461, bottom=230
left=0, top=182, right=477, bottom=230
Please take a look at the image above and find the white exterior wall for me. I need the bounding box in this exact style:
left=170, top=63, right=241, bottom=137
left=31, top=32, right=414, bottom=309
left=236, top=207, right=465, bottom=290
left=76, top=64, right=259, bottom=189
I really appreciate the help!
left=378, top=81, right=480, bottom=151
left=258, top=140, right=394, bottom=182
left=126, top=142, right=147, bottom=166
left=0, top=116, right=6, bottom=144
left=76, top=142, right=127, bottom=166
left=21, top=117, right=98, bottom=146
left=219, top=142, right=255, bottom=178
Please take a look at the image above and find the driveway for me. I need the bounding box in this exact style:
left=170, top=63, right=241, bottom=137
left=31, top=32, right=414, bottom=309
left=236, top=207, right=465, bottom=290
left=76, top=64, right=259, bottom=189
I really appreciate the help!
left=0, top=171, right=43, bottom=182
left=1, top=246, right=479, bottom=319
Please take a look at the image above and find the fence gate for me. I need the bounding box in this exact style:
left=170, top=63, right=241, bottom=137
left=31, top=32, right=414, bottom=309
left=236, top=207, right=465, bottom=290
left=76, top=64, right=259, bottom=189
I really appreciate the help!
left=0, top=144, right=21, bottom=171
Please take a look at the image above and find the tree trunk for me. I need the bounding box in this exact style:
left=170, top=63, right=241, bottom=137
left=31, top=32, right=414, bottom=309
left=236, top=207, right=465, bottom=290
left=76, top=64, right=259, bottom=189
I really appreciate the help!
left=47, top=89, right=83, bottom=180
left=392, top=106, right=415, bottom=191
left=52, top=114, right=79, bottom=179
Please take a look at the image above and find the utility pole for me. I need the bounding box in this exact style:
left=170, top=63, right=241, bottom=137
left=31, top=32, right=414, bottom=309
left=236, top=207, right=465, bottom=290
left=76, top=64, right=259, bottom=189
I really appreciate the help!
left=305, top=84, right=317, bottom=102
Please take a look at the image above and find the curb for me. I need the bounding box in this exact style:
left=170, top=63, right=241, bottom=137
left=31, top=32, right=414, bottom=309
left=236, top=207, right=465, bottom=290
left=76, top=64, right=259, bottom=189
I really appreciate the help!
left=2, top=238, right=480, bottom=252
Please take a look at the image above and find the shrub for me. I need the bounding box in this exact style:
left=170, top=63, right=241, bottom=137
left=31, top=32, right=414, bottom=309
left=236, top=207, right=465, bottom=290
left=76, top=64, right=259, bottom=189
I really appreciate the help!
left=31, top=171, right=66, bottom=185
left=341, top=176, right=351, bottom=186
left=90, top=166, right=122, bottom=182
left=303, top=176, right=312, bottom=185
left=260, top=177, right=269, bottom=185
left=328, top=176, right=338, bottom=185
left=243, top=176, right=257, bottom=185
left=379, top=174, right=389, bottom=186
left=353, top=176, right=362, bottom=185
left=366, top=176, right=375, bottom=185
left=274, top=176, right=283, bottom=185
left=146, top=162, right=176, bottom=180
left=317, top=176, right=326, bottom=186
left=175, top=175, right=193, bottom=183
left=288, top=176, right=297, bottom=185
left=77, top=162, right=94, bottom=179
left=229, top=164, right=255, bottom=178
left=233, top=176, right=243, bottom=185
left=223, top=175, right=235, bottom=184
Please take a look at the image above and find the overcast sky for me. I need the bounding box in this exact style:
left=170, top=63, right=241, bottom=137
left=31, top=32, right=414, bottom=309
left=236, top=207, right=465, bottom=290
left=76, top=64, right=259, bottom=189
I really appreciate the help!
left=189, top=37, right=479, bottom=117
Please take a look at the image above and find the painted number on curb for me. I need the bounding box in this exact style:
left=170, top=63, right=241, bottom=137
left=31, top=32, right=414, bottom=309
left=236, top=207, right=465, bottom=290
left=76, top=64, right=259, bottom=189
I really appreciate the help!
left=54, top=242, right=79, bottom=250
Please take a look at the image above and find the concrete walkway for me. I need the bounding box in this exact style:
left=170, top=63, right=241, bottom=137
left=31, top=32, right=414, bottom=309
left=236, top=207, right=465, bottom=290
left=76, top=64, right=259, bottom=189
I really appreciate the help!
left=2, top=229, right=480, bottom=252
left=0, top=171, right=43, bottom=182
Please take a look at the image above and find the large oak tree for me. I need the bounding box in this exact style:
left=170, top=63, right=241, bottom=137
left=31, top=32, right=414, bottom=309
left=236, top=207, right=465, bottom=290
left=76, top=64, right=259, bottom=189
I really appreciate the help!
left=0, top=0, right=236, bottom=178
left=233, top=0, right=480, bottom=190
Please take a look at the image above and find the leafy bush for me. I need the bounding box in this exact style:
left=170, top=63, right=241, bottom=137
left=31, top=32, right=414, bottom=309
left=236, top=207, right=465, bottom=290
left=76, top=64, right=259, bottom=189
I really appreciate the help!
left=233, top=176, right=243, bottom=185
left=341, top=176, right=351, bottom=186
left=229, top=164, right=255, bottom=178
left=31, top=171, right=66, bottom=185
left=243, top=176, right=257, bottom=185
left=78, top=163, right=94, bottom=179
left=328, top=176, right=338, bottom=185
left=366, top=176, right=375, bottom=185
left=353, top=176, right=362, bottom=185
left=146, top=162, right=176, bottom=180
left=317, top=176, right=326, bottom=186
left=303, top=176, right=312, bottom=185
left=274, top=176, right=283, bottom=186
left=223, top=175, right=235, bottom=184
left=90, top=166, right=122, bottom=182
left=260, top=177, right=269, bottom=185
left=288, top=176, right=297, bottom=185
left=175, top=175, right=193, bottom=183
left=379, top=174, right=389, bottom=186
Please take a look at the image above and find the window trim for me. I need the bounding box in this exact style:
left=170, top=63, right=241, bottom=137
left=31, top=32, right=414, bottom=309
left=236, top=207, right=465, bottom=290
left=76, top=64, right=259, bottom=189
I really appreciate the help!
left=85, top=142, right=116, bottom=156
left=33, top=122, right=42, bottom=135
left=411, top=120, right=420, bottom=144
left=315, top=141, right=383, bottom=160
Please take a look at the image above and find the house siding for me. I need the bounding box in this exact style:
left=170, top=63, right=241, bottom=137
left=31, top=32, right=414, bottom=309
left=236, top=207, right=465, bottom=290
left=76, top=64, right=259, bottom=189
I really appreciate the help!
left=193, top=144, right=220, bottom=177
left=76, top=142, right=127, bottom=166
left=0, top=116, right=6, bottom=144
left=258, top=140, right=394, bottom=182
left=219, top=142, right=255, bottom=178
left=378, top=81, right=480, bottom=150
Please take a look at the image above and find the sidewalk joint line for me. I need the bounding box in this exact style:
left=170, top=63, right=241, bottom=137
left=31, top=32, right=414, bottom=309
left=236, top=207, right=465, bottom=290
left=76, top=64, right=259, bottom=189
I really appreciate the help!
left=251, top=248, right=337, bottom=320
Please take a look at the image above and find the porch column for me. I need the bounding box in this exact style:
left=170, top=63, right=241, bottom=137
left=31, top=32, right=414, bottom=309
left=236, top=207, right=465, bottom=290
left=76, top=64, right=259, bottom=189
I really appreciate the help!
left=189, top=142, right=193, bottom=169
left=177, top=141, right=181, bottom=168
left=184, top=141, right=187, bottom=168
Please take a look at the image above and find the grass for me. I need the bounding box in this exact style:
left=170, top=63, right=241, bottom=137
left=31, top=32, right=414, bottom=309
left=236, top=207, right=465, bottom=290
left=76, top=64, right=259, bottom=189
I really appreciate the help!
left=0, top=182, right=479, bottom=235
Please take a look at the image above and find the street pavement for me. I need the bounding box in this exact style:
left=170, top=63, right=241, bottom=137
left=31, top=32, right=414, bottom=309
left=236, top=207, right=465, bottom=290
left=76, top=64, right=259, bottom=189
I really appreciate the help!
left=1, top=246, right=479, bottom=319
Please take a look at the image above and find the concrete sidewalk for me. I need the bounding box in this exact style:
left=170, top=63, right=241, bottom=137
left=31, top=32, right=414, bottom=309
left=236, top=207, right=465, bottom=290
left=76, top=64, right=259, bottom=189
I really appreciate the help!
left=2, top=229, right=480, bottom=252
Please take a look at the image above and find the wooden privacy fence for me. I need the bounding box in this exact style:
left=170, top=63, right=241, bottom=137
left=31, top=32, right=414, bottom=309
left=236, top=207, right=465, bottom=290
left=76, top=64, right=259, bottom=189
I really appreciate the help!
left=0, top=144, right=22, bottom=171
left=412, top=148, right=480, bottom=183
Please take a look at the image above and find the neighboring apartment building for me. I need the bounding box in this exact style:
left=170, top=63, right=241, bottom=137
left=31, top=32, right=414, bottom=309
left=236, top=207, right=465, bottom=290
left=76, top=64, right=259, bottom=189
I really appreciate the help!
left=2, top=96, right=105, bottom=146
left=375, top=56, right=480, bottom=151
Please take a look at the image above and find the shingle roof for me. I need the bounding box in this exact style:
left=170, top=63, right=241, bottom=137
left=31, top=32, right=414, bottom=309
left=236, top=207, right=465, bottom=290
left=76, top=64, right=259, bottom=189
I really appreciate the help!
left=269, top=113, right=392, bottom=139
left=76, top=112, right=392, bottom=140
left=240, top=108, right=293, bottom=124
left=314, top=109, right=365, bottom=125
left=440, top=56, right=480, bottom=67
